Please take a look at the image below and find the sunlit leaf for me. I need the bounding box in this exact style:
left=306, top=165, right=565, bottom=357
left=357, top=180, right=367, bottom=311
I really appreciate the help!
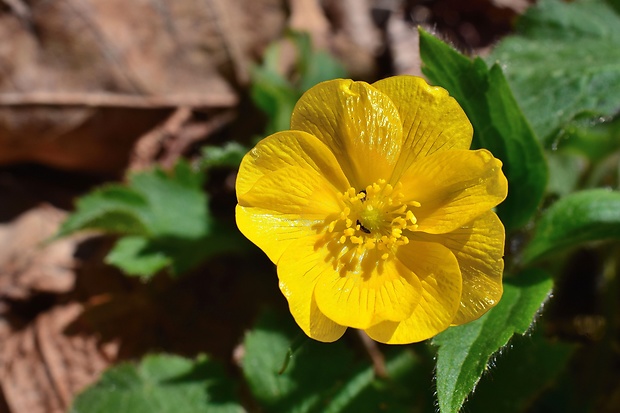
left=488, top=0, right=620, bottom=144
left=432, top=269, right=553, bottom=413
left=419, top=28, right=548, bottom=232
left=56, top=160, right=230, bottom=277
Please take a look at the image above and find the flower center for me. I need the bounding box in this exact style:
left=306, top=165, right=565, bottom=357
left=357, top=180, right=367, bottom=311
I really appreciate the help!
left=327, top=179, right=421, bottom=260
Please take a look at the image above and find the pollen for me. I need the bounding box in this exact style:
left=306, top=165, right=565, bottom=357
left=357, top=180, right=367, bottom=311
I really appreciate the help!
left=330, top=179, right=421, bottom=258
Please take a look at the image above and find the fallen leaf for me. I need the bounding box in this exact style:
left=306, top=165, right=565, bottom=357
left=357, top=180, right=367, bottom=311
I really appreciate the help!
left=0, top=303, right=118, bottom=413
left=0, top=205, right=76, bottom=300
left=0, top=0, right=286, bottom=173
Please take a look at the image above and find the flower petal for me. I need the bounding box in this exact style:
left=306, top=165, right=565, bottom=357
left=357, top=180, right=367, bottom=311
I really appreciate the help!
left=401, top=149, right=508, bottom=234
left=236, top=130, right=349, bottom=197
left=236, top=166, right=342, bottom=263
left=372, top=76, right=473, bottom=180
left=290, top=79, right=403, bottom=188
left=313, top=247, right=422, bottom=330
left=364, top=241, right=462, bottom=344
left=415, top=211, right=505, bottom=325
left=278, top=235, right=349, bottom=342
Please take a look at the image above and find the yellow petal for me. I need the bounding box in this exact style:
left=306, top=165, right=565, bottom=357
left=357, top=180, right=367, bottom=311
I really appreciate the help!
left=236, top=166, right=342, bottom=263
left=401, top=149, right=508, bottom=234
left=364, top=241, right=462, bottom=344
left=313, top=247, right=422, bottom=330
left=278, top=235, right=349, bottom=342
left=291, top=79, right=403, bottom=188
left=415, top=211, right=505, bottom=324
left=372, top=76, right=473, bottom=181
left=236, top=130, right=349, bottom=197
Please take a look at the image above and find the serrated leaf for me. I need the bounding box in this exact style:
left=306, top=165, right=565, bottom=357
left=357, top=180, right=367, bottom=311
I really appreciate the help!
left=105, top=236, right=171, bottom=276
left=419, top=28, right=548, bottom=232
left=522, top=189, right=620, bottom=264
left=57, top=160, right=221, bottom=277
left=432, top=269, right=553, bottom=413
left=106, top=221, right=248, bottom=277
left=488, top=0, right=620, bottom=144
left=127, top=161, right=208, bottom=239
left=56, top=186, right=151, bottom=238
left=69, top=354, right=244, bottom=413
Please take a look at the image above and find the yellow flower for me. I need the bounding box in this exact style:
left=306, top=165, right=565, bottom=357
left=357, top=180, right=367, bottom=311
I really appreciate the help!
left=236, top=76, right=508, bottom=344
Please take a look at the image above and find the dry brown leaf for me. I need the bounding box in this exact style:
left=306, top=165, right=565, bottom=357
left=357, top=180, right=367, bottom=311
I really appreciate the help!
left=129, top=107, right=194, bottom=171
left=324, top=0, right=379, bottom=78
left=0, top=303, right=118, bottom=413
left=288, top=0, right=331, bottom=49
left=491, top=0, right=531, bottom=13
left=0, top=205, right=76, bottom=300
left=0, top=0, right=286, bottom=173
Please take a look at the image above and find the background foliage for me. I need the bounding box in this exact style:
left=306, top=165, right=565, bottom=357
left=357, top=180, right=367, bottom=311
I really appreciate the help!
left=1, top=0, right=619, bottom=412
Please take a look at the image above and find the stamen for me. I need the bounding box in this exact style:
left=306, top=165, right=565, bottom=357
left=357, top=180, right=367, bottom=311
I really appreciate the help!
left=331, top=181, right=422, bottom=261
left=328, top=220, right=337, bottom=232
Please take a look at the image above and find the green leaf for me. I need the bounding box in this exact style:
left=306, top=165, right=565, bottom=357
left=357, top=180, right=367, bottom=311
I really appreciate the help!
left=522, top=189, right=620, bottom=264
left=432, top=269, right=553, bottom=413
left=242, top=310, right=431, bottom=413
left=105, top=236, right=172, bottom=276
left=251, top=62, right=299, bottom=134
left=546, top=152, right=588, bottom=197
left=560, top=116, right=620, bottom=163
left=242, top=310, right=355, bottom=413
left=106, top=221, right=248, bottom=277
left=57, top=160, right=221, bottom=278
left=251, top=31, right=347, bottom=135
left=293, top=32, right=347, bottom=92
left=56, top=186, right=151, bottom=238
left=419, top=28, right=548, bottom=232
left=200, top=142, right=248, bottom=170
left=488, top=0, right=620, bottom=144
left=69, top=354, right=244, bottom=413
left=465, top=330, right=575, bottom=413
left=127, top=161, right=208, bottom=239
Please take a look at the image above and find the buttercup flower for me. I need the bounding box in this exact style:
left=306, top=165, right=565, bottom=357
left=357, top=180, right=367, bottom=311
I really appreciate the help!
left=236, top=76, right=508, bottom=344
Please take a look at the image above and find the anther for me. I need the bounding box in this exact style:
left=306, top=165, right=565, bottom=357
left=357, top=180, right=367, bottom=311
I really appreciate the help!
left=350, top=236, right=363, bottom=245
